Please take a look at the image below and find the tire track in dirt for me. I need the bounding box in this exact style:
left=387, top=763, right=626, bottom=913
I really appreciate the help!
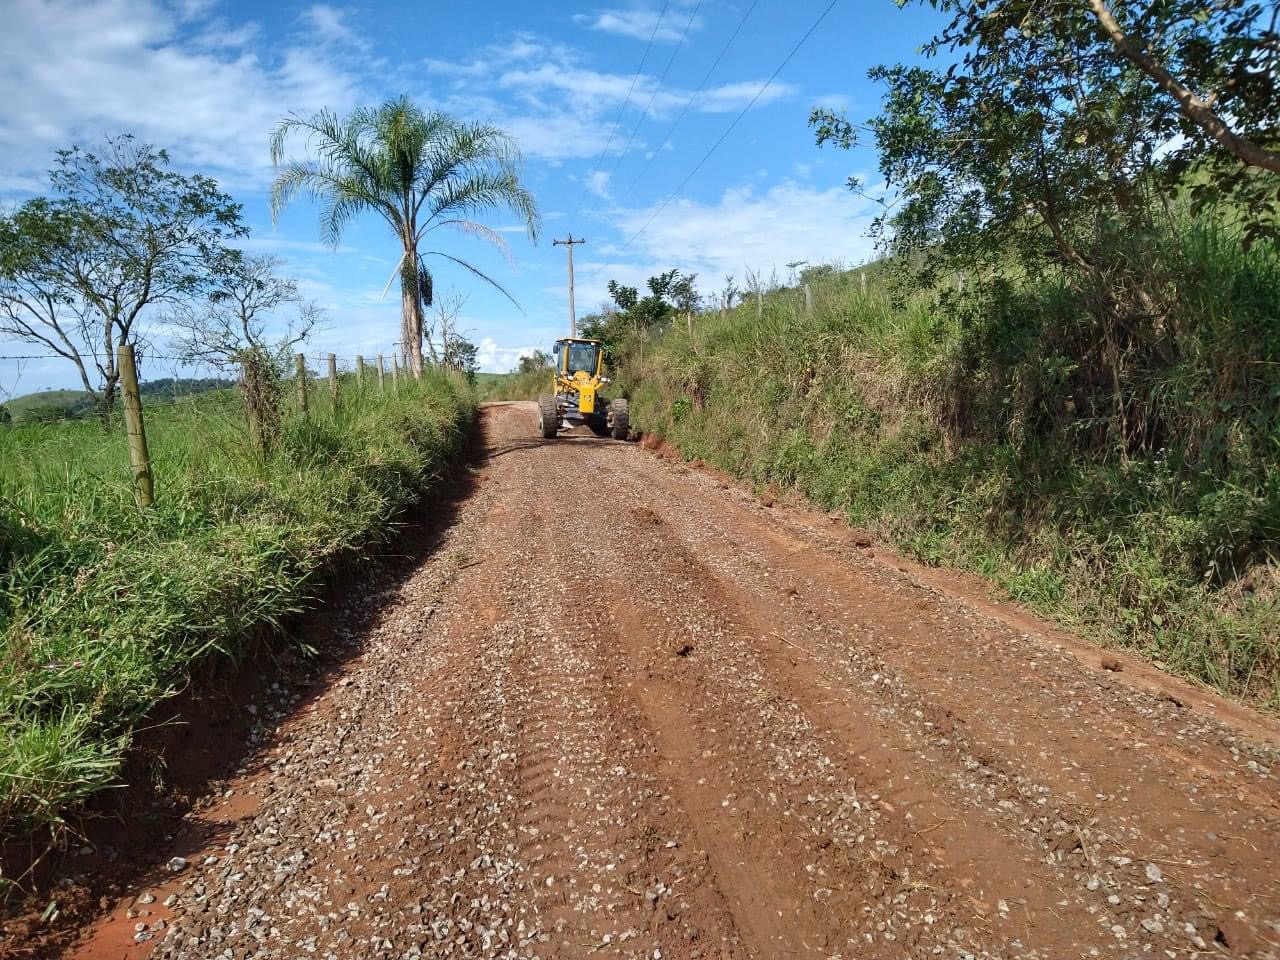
left=581, top=440, right=1280, bottom=956
left=541, top=485, right=1102, bottom=959
left=53, top=401, right=1280, bottom=960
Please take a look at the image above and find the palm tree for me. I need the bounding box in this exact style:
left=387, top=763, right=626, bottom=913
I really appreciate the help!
left=270, top=97, right=541, bottom=375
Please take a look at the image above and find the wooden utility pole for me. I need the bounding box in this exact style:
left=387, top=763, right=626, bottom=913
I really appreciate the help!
left=552, top=235, right=586, bottom=336
left=296, top=353, right=309, bottom=413
left=117, top=343, right=154, bottom=507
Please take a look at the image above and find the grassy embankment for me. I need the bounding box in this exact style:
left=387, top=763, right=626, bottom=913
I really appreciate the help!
left=613, top=226, right=1279, bottom=707
left=0, top=371, right=473, bottom=839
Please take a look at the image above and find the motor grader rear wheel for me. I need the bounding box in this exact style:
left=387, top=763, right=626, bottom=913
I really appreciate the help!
left=609, top=398, right=629, bottom=440
left=537, top=396, right=559, bottom=439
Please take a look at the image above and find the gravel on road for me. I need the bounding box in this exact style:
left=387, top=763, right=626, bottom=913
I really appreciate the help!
left=62, top=401, right=1279, bottom=960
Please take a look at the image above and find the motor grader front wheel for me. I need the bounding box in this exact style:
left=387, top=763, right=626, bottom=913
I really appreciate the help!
left=537, top=396, right=559, bottom=439
left=608, top=398, right=629, bottom=440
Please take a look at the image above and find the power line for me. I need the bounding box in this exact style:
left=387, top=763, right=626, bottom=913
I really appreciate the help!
left=609, top=0, right=762, bottom=211
left=605, top=0, right=841, bottom=273
left=584, top=0, right=704, bottom=218
left=570, top=0, right=672, bottom=222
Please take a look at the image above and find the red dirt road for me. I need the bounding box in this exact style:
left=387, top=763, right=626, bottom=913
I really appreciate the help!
left=52, top=401, right=1280, bottom=959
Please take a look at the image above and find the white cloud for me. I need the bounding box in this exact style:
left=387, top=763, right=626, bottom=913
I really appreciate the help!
left=696, top=80, right=794, bottom=113
left=813, top=92, right=854, bottom=112
left=585, top=171, right=611, bottom=198
left=424, top=33, right=796, bottom=162
left=476, top=337, right=537, bottom=373
left=299, top=4, right=370, bottom=51
left=573, top=6, right=701, bottom=42
left=577, top=181, right=879, bottom=303
left=0, top=0, right=367, bottom=193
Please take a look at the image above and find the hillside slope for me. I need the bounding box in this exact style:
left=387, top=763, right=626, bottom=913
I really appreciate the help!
left=617, top=235, right=1279, bottom=708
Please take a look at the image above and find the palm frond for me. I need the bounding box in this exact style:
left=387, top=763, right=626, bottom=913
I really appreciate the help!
left=423, top=172, right=541, bottom=241
left=426, top=251, right=524, bottom=314
left=419, top=219, right=514, bottom=264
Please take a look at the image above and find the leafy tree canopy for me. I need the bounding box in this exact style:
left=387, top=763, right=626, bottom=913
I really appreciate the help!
left=0, top=136, right=245, bottom=419
left=812, top=0, right=1280, bottom=279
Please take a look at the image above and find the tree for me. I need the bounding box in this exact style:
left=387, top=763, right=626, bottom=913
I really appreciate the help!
left=270, top=97, right=542, bottom=376
left=0, top=137, right=245, bottom=422
left=1084, top=0, right=1280, bottom=176
left=0, top=200, right=99, bottom=402
left=443, top=335, right=479, bottom=384
left=169, top=254, right=322, bottom=451
left=169, top=254, right=321, bottom=367
left=516, top=349, right=552, bottom=375
left=607, top=270, right=689, bottom=331
left=586, top=269, right=698, bottom=361
left=424, top=291, right=466, bottom=366
left=809, top=0, right=1280, bottom=461
left=671, top=272, right=700, bottom=330
left=812, top=0, right=1280, bottom=260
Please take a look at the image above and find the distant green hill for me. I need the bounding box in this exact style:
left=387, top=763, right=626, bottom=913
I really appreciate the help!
left=4, top=378, right=235, bottom=423
left=5, top=389, right=93, bottom=422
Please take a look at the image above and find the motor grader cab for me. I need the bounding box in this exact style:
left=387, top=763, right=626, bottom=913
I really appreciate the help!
left=537, top=338, right=629, bottom=440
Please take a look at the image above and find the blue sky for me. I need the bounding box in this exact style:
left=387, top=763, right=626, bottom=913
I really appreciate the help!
left=0, top=0, right=945, bottom=394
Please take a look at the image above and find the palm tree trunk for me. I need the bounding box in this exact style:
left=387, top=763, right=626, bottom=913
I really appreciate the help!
left=401, top=246, right=425, bottom=378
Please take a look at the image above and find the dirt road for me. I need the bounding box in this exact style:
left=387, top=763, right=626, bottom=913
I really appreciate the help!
left=68, top=401, right=1279, bottom=960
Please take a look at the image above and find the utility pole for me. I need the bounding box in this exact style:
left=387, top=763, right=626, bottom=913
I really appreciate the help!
left=552, top=235, right=586, bottom=337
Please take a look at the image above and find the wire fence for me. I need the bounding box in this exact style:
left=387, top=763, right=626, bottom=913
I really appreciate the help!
left=0, top=344, right=437, bottom=507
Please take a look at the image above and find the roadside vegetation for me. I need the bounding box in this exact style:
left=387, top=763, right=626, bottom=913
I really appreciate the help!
left=0, top=94, right=539, bottom=847
left=0, top=374, right=473, bottom=839
left=476, top=351, right=554, bottom=402
left=551, top=1, right=1279, bottom=707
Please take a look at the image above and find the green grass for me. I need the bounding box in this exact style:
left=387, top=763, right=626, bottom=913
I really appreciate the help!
left=476, top=368, right=550, bottom=402
left=620, top=225, right=1279, bottom=709
left=0, top=372, right=473, bottom=836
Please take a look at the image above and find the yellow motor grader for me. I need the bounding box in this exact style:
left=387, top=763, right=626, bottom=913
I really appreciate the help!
left=537, top=338, right=629, bottom=440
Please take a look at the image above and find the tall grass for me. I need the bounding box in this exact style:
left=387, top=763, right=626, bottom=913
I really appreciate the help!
left=621, top=225, right=1279, bottom=708
left=476, top=367, right=550, bottom=402
left=0, top=372, right=473, bottom=836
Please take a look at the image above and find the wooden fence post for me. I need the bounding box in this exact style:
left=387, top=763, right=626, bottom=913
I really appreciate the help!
left=328, top=353, right=338, bottom=406
left=356, top=355, right=365, bottom=389
left=860, top=271, right=868, bottom=295
left=118, top=343, right=154, bottom=508
left=392, top=353, right=401, bottom=390
left=804, top=283, right=813, bottom=318
left=377, top=355, right=386, bottom=395
left=296, top=353, right=308, bottom=414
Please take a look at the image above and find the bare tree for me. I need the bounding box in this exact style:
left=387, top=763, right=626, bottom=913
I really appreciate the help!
left=169, top=254, right=322, bottom=451
left=424, top=291, right=467, bottom=366
left=170, top=254, right=320, bottom=366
